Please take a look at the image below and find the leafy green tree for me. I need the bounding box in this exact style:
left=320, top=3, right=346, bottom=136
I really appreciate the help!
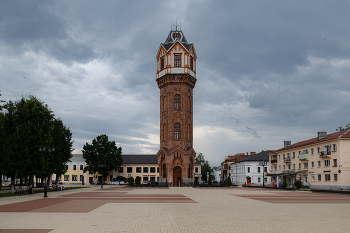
left=49, top=118, right=74, bottom=184
left=195, top=152, right=211, bottom=182
left=135, top=176, right=141, bottom=184
left=128, top=176, right=134, bottom=186
left=226, top=177, right=232, bottom=187
left=83, top=134, right=123, bottom=186
left=208, top=176, right=212, bottom=185
left=336, top=124, right=350, bottom=131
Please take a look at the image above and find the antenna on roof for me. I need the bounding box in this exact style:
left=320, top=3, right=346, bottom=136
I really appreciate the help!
left=180, top=22, right=181, bottom=31
left=176, top=18, right=177, bottom=31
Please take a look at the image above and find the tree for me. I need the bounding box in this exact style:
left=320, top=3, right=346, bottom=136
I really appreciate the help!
left=195, top=152, right=211, bottom=182
left=135, top=176, right=141, bottom=184
left=83, top=134, right=123, bottom=186
left=336, top=124, right=350, bottom=132
left=226, top=177, right=232, bottom=187
left=49, top=118, right=74, bottom=184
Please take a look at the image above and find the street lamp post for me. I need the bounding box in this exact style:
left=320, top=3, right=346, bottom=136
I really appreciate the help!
left=39, top=146, right=55, bottom=198
left=165, top=172, right=168, bottom=187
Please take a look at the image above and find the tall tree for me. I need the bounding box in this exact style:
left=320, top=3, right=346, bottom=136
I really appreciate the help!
left=195, top=152, right=211, bottom=182
left=49, top=118, right=74, bottom=184
left=83, top=134, right=122, bottom=186
left=336, top=124, right=350, bottom=132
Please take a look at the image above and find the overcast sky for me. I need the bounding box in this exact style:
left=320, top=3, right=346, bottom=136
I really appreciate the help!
left=1, top=1, right=350, bottom=166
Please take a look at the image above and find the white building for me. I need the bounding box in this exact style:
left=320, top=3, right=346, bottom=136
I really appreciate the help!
left=212, top=166, right=222, bottom=182
left=230, top=151, right=270, bottom=185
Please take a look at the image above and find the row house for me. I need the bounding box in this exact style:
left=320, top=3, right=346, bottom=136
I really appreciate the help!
left=268, top=130, right=350, bottom=190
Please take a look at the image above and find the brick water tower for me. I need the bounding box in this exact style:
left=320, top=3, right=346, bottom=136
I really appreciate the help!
left=156, top=25, right=197, bottom=186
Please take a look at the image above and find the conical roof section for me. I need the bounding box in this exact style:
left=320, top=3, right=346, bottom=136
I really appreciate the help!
left=162, top=30, right=193, bottom=51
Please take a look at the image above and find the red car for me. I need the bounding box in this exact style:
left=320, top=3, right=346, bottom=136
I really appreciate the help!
left=52, top=181, right=62, bottom=185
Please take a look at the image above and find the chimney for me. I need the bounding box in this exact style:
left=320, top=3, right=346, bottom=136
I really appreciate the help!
left=318, top=132, right=327, bottom=141
left=284, top=141, right=291, bottom=149
left=250, top=152, right=256, bottom=155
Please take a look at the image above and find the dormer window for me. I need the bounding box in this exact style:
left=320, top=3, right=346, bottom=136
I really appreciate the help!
left=174, top=54, right=181, bottom=67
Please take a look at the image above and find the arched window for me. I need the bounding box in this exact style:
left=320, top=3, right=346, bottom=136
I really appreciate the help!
left=174, top=123, right=181, bottom=139
left=174, top=94, right=181, bottom=110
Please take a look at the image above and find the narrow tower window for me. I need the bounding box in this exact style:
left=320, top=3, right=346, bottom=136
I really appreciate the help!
left=190, top=57, right=193, bottom=70
left=174, top=123, right=181, bottom=139
left=174, top=54, right=181, bottom=67
left=161, top=57, right=164, bottom=70
left=174, top=94, right=181, bottom=110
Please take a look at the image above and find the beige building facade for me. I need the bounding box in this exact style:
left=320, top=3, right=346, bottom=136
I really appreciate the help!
left=268, top=130, right=350, bottom=190
left=54, top=154, right=201, bottom=185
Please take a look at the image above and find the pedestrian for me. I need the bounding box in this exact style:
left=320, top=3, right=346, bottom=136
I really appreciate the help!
left=178, top=180, right=180, bottom=187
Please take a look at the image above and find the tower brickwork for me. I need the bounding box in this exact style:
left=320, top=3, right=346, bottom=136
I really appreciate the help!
left=156, top=28, right=197, bottom=186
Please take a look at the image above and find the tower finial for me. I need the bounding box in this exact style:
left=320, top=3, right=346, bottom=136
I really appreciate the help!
left=176, top=18, right=177, bottom=31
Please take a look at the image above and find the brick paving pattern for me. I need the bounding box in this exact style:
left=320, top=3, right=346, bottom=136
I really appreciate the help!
left=0, top=186, right=349, bottom=232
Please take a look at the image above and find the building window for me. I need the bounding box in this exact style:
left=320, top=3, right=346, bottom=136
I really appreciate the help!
left=161, top=57, right=164, bottom=70
left=258, top=177, right=261, bottom=182
left=293, top=152, right=295, bottom=158
left=150, top=167, right=156, bottom=173
left=190, top=57, right=194, bottom=70
left=283, top=165, right=285, bottom=170
left=157, top=167, right=159, bottom=173
left=333, top=144, right=337, bottom=151
left=279, top=155, right=280, bottom=160
left=195, top=167, right=198, bottom=173
left=174, top=94, right=181, bottom=110
left=143, top=167, right=148, bottom=173
left=143, top=177, right=149, bottom=183
left=318, top=161, right=321, bottom=167
left=136, top=167, right=141, bottom=173
left=333, top=159, right=337, bottom=167
left=311, top=162, right=314, bottom=168
left=174, top=123, right=181, bottom=139
left=325, top=174, right=330, bottom=181
left=325, top=160, right=330, bottom=167
left=80, top=165, right=83, bottom=170
left=271, top=166, right=273, bottom=171
left=311, top=148, right=314, bottom=155
left=287, top=153, right=291, bottom=158
left=283, top=154, right=285, bottom=159
left=318, top=174, right=321, bottom=181
left=174, top=54, right=181, bottom=67
left=293, top=164, right=295, bottom=170
left=304, top=163, right=308, bottom=169
left=247, top=167, right=250, bottom=173
left=264, top=167, right=267, bottom=173
left=298, top=151, right=301, bottom=155
left=317, top=147, right=320, bottom=153
left=274, top=166, right=277, bottom=171
left=64, top=175, right=69, bottom=181
left=117, top=167, right=123, bottom=173
left=279, top=165, right=281, bottom=171
left=299, top=163, right=301, bottom=169
left=258, top=167, right=261, bottom=173
left=288, top=165, right=291, bottom=170
left=72, top=175, right=77, bottom=181
left=334, top=174, right=338, bottom=181
left=127, top=167, right=132, bottom=173
left=73, top=165, right=76, bottom=170
left=311, top=174, right=315, bottom=181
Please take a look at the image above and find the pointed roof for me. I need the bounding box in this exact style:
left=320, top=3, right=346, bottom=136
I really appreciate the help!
left=156, top=30, right=196, bottom=58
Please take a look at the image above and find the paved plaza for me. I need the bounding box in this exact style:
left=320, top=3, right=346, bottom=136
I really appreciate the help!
left=0, top=186, right=350, bottom=233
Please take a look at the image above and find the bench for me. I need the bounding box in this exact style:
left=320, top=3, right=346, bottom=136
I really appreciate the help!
left=52, top=184, right=64, bottom=191
left=14, top=186, right=29, bottom=195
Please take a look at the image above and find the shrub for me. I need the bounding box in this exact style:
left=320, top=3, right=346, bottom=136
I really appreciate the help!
left=282, top=181, right=288, bottom=188
left=294, top=180, right=302, bottom=189
left=226, top=177, right=232, bottom=187
left=135, top=176, right=141, bottom=184
left=128, top=176, right=134, bottom=186
left=208, top=177, right=212, bottom=185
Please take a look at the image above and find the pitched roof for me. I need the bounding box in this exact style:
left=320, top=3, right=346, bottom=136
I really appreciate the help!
left=163, top=30, right=193, bottom=51
left=122, top=154, right=158, bottom=164
left=274, top=129, right=350, bottom=153
left=238, top=151, right=269, bottom=163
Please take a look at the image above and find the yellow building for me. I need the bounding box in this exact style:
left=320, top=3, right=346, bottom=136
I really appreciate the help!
left=268, top=130, right=350, bottom=190
left=55, top=154, right=201, bottom=185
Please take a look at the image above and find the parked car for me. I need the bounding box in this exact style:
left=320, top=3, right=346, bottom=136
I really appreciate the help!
left=107, top=181, right=118, bottom=185
left=52, top=181, right=62, bottom=185
left=91, top=180, right=102, bottom=185
left=147, top=180, right=159, bottom=185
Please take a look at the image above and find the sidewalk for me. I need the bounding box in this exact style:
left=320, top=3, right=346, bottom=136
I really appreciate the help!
left=1, top=186, right=350, bottom=232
